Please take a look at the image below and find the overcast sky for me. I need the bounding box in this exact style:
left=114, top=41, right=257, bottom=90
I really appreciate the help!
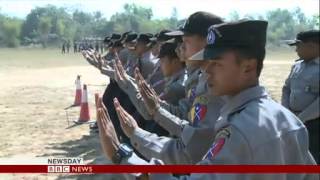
left=0, top=0, right=319, bottom=19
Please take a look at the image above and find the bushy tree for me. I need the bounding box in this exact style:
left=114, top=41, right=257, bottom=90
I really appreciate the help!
left=0, top=4, right=319, bottom=48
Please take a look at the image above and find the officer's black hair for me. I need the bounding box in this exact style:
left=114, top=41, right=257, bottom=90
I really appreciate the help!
left=160, top=43, right=186, bottom=67
left=164, top=49, right=179, bottom=60
left=232, top=47, right=265, bottom=77
left=304, top=37, right=320, bottom=44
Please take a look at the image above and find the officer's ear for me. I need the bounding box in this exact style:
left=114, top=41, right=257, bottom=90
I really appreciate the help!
left=242, top=58, right=257, bottom=75
left=309, top=41, right=320, bottom=52
left=234, top=48, right=261, bottom=77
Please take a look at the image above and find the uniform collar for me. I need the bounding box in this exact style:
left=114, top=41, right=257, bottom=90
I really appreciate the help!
left=186, top=65, right=199, bottom=76
left=185, top=68, right=200, bottom=88
left=303, top=56, right=320, bottom=65
left=220, top=85, right=269, bottom=116
left=313, top=57, right=320, bottom=64
left=165, top=68, right=186, bottom=84
left=141, top=50, right=154, bottom=60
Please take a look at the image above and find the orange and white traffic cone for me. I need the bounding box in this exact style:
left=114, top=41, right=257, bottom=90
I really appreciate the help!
left=76, top=84, right=90, bottom=123
left=90, top=93, right=100, bottom=130
left=73, top=75, right=82, bottom=106
left=94, top=93, right=99, bottom=109
left=64, top=75, right=82, bottom=110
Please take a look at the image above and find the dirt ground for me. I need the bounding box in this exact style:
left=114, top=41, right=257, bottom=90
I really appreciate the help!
left=0, top=48, right=297, bottom=179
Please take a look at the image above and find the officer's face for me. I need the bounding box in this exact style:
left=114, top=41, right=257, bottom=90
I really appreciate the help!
left=160, top=56, right=178, bottom=77
left=175, top=42, right=186, bottom=61
left=182, top=35, right=207, bottom=58
left=151, top=42, right=163, bottom=57
left=125, top=42, right=136, bottom=52
left=204, top=51, right=249, bottom=96
left=296, top=42, right=319, bottom=60
left=135, top=42, right=147, bottom=55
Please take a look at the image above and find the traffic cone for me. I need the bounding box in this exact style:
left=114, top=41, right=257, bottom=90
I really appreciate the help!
left=64, top=75, right=82, bottom=110
left=73, top=75, right=82, bottom=106
left=94, top=93, right=99, bottom=109
left=90, top=93, right=100, bottom=130
left=77, top=84, right=90, bottom=123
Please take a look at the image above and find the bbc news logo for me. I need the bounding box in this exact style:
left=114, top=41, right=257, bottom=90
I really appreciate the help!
left=47, top=157, right=92, bottom=173
left=47, top=165, right=93, bottom=173
left=48, top=166, right=70, bottom=173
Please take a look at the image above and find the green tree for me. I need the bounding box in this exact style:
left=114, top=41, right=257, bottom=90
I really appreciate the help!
left=38, top=17, right=52, bottom=48
left=228, top=11, right=240, bottom=21
left=1, top=18, right=22, bottom=47
left=266, top=9, right=296, bottom=45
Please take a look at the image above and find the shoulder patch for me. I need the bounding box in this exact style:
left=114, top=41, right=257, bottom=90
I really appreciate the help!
left=203, top=127, right=231, bottom=160
left=187, top=87, right=197, bottom=102
left=190, top=95, right=209, bottom=126
left=190, top=103, right=207, bottom=126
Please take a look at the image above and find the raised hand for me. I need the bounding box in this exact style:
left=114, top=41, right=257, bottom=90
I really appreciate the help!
left=96, top=97, right=120, bottom=161
left=114, top=53, right=130, bottom=86
left=135, top=68, right=160, bottom=116
left=114, top=98, right=138, bottom=138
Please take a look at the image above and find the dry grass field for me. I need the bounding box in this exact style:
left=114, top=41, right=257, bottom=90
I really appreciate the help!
left=0, top=47, right=297, bottom=179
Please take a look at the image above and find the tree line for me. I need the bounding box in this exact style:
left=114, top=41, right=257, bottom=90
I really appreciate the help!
left=0, top=3, right=318, bottom=48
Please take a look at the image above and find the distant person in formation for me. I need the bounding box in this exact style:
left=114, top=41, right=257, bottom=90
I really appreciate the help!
left=61, top=42, right=66, bottom=54
left=73, top=41, right=77, bottom=53
left=66, top=41, right=71, bottom=53
left=95, top=41, right=99, bottom=52
left=78, top=42, right=83, bottom=52
left=100, top=42, right=104, bottom=53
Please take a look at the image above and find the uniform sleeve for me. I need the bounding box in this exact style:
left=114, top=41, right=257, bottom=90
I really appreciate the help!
left=153, top=93, right=222, bottom=137
left=121, top=77, right=153, bottom=120
left=281, top=65, right=294, bottom=108
left=160, top=83, right=186, bottom=105
left=153, top=107, right=189, bottom=137
left=130, top=127, right=192, bottom=164
left=100, top=67, right=115, bottom=79
left=130, top=121, right=217, bottom=165
left=121, top=152, right=150, bottom=165
left=159, top=97, right=191, bottom=120
left=298, top=97, right=320, bottom=122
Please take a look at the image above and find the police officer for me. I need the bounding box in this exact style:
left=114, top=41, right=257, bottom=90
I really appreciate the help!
left=132, top=33, right=158, bottom=79
left=98, top=33, right=122, bottom=66
left=73, top=41, right=77, bottom=53
left=157, top=42, right=187, bottom=105
left=61, top=42, right=66, bottom=54
left=117, top=31, right=133, bottom=66
left=145, top=30, right=173, bottom=94
left=66, top=40, right=70, bottom=53
left=150, top=29, right=172, bottom=57
left=282, top=30, right=320, bottom=163
left=96, top=19, right=317, bottom=180
left=122, top=32, right=139, bottom=76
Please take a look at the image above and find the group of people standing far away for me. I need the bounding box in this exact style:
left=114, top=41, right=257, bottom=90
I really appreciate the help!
left=62, top=40, right=105, bottom=54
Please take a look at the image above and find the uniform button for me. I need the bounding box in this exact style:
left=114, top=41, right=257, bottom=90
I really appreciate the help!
left=134, top=142, right=138, bottom=147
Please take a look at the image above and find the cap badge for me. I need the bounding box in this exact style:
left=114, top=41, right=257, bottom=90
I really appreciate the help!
left=207, top=26, right=216, bottom=45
